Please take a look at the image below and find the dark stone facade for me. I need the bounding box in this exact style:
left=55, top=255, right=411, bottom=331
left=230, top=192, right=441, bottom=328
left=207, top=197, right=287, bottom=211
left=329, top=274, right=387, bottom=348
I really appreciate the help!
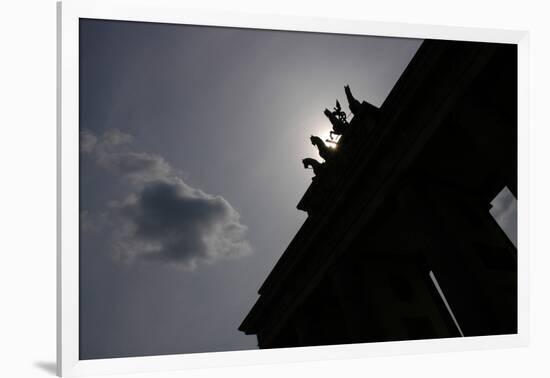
left=239, top=40, right=518, bottom=348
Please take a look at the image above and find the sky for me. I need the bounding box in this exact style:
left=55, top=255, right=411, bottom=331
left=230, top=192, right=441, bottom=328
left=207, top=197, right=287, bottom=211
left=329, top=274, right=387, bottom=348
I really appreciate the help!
left=79, top=19, right=515, bottom=360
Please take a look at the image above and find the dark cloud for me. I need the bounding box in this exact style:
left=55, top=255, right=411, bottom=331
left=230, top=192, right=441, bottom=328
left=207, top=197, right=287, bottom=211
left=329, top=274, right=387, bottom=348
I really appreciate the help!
left=111, top=178, right=251, bottom=270
left=81, top=129, right=252, bottom=270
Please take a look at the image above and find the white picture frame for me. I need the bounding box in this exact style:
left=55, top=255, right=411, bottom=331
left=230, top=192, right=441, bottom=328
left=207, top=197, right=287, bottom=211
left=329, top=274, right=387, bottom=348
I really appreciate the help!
left=57, top=0, right=529, bottom=376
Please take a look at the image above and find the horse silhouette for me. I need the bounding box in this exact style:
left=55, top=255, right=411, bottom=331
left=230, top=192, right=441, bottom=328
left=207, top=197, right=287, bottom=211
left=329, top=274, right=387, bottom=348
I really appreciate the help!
left=302, top=158, right=325, bottom=176
left=310, top=135, right=335, bottom=162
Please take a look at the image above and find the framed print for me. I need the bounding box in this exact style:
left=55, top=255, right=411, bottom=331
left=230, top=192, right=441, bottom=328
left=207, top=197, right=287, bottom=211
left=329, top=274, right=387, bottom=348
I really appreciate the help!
left=57, top=0, right=529, bottom=376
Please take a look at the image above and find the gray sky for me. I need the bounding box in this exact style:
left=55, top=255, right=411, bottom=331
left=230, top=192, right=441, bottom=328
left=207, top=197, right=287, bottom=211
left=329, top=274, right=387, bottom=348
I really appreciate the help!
left=78, top=19, right=426, bottom=359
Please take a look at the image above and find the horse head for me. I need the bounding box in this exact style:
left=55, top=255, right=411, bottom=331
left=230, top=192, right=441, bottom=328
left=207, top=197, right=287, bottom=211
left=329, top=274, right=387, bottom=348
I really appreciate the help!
left=302, top=157, right=318, bottom=168
left=302, top=157, right=324, bottom=176
left=310, top=135, right=323, bottom=146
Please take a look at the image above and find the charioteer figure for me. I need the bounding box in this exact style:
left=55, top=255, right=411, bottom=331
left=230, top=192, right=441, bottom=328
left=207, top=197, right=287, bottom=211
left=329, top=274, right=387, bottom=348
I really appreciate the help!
left=324, top=100, right=348, bottom=140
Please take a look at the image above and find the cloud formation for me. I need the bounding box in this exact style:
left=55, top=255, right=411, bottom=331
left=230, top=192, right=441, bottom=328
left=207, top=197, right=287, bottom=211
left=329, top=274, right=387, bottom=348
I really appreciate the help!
left=82, top=128, right=172, bottom=183
left=81, top=129, right=252, bottom=270
left=80, top=130, right=98, bottom=153
left=111, top=178, right=251, bottom=270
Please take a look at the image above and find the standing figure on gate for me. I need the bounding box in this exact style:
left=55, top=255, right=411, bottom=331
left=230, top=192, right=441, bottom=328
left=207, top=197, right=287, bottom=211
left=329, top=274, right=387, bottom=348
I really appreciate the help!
left=344, top=84, right=362, bottom=115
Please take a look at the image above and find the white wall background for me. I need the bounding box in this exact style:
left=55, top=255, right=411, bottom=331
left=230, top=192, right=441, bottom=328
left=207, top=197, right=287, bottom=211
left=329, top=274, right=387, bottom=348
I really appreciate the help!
left=0, top=0, right=548, bottom=377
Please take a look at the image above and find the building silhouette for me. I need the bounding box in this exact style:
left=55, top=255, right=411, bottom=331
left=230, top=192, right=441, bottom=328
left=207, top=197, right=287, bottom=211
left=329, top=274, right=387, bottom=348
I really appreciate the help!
left=239, top=40, right=518, bottom=348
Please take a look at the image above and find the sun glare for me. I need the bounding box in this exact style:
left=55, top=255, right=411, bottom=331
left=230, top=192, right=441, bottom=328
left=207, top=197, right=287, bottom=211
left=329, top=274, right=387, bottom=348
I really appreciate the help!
left=315, top=127, right=338, bottom=149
